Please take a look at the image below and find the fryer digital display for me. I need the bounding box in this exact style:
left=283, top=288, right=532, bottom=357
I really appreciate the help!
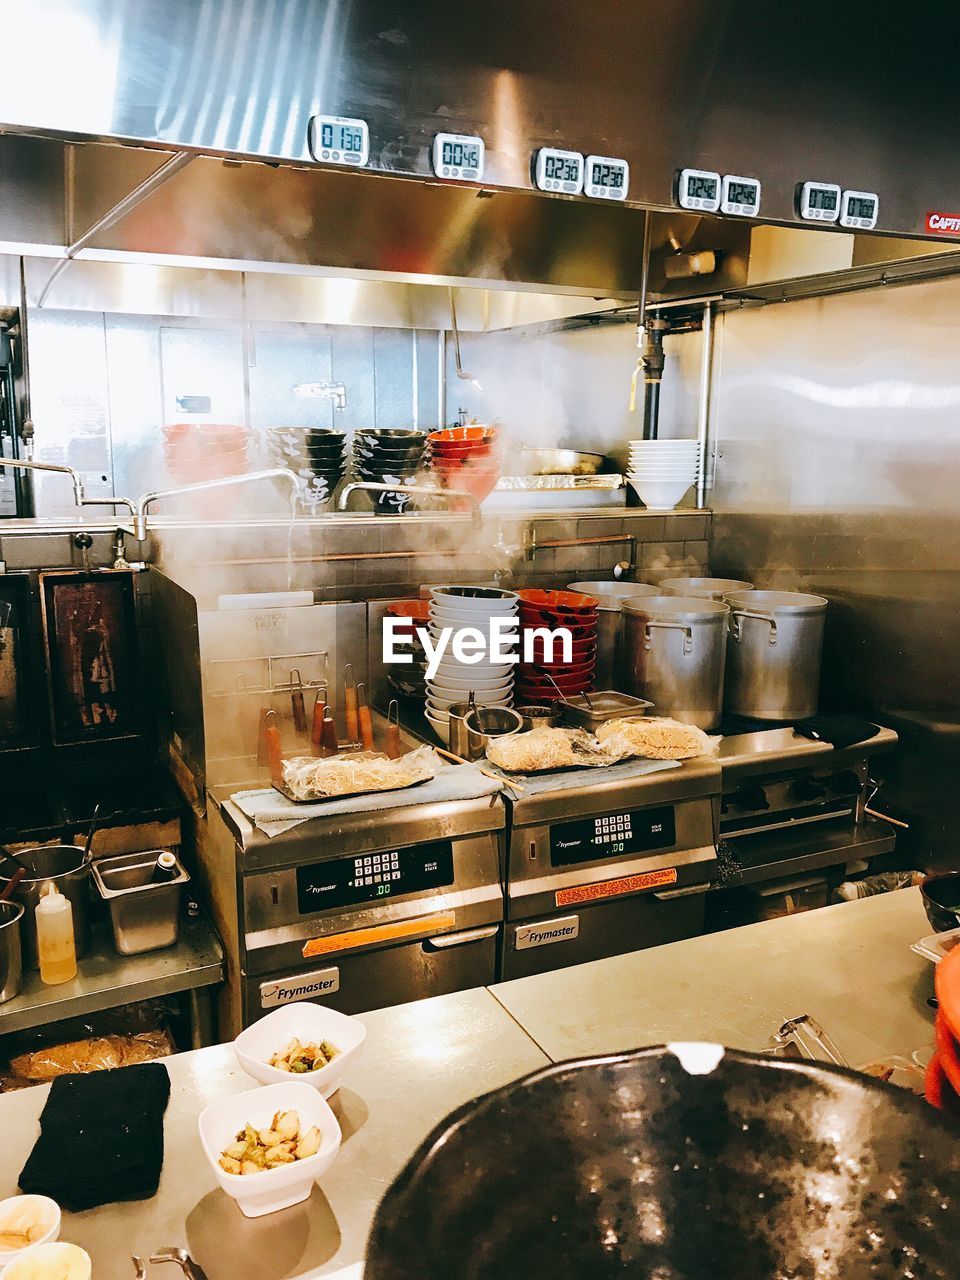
left=307, top=115, right=370, bottom=167
left=296, top=841, right=454, bottom=913
left=550, top=806, right=676, bottom=867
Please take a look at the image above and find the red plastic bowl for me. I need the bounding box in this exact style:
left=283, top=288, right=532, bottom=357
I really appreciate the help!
left=518, top=589, right=600, bottom=613
left=434, top=467, right=501, bottom=503
left=429, top=426, right=498, bottom=446
left=386, top=600, right=431, bottom=625
left=525, top=640, right=598, bottom=663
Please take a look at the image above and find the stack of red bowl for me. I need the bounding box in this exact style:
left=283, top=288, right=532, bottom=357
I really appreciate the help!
left=427, top=426, right=502, bottom=505
left=925, top=944, right=960, bottom=1119
left=516, top=589, right=600, bottom=702
left=163, top=422, right=251, bottom=484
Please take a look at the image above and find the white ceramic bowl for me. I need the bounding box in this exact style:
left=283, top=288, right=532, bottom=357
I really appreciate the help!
left=428, top=671, right=514, bottom=692
left=429, top=600, right=518, bottom=621
left=199, top=1081, right=341, bottom=1218
left=627, top=439, right=699, bottom=449
left=424, top=708, right=449, bottom=740
left=1, top=1243, right=89, bottom=1280
left=430, top=586, right=519, bottom=613
left=234, top=1002, right=366, bottom=1098
left=627, top=478, right=694, bottom=508
left=424, top=701, right=451, bottom=721
left=0, top=1197, right=61, bottom=1268
left=426, top=687, right=513, bottom=710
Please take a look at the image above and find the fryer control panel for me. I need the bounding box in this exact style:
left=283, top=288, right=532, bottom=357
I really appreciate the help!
left=296, top=840, right=454, bottom=913
left=549, top=806, right=676, bottom=867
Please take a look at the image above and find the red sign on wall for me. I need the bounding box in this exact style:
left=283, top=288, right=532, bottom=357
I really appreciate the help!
left=926, top=212, right=960, bottom=236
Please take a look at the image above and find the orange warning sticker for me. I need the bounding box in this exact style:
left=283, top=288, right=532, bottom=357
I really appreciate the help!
left=555, top=867, right=678, bottom=908
left=302, top=911, right=456, bottom=958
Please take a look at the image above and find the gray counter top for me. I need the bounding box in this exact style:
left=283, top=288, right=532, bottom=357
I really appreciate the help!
left=0, top=987, right=549, bottom=1280
left=490, top=888, right=935, bottom=1066
left=0, top=889, right=938, bottom=1279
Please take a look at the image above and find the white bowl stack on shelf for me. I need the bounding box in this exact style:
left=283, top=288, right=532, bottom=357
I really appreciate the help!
left=627, top=439, right=700, bottom=509
left=424, top=586, right=519, bottom=741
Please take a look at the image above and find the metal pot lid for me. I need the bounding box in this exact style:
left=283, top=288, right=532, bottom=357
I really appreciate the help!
left=660, top=576, right=754, bottom=599
left=367, top=1045, right=960, bottom=1280
left=724, top=589, right=828, bottom=614
left=567, top=581, right=659, bottom=609
left=621, top=594, right=730, bottom=621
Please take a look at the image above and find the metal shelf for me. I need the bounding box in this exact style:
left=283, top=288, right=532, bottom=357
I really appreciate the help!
left=719, top=818, right=897, bottom=889
left=0, top=912, right=223, bottom=1037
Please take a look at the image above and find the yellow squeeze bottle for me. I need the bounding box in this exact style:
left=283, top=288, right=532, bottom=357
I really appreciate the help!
left=35, top=884, right=78, bottom=985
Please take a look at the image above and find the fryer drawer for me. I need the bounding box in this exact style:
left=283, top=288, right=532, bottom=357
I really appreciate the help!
left=499, top=891, right=705, bottom=981
left=242, top=925, right=500, bottom=1023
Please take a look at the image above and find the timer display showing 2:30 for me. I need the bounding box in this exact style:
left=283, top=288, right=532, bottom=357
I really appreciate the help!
left=590, top=162, right=624, bottom=189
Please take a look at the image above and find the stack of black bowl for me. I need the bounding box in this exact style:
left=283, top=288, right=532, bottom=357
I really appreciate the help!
left=266, top=427, right=347, bottom=509
left=352, top=429, right=428, bottom=513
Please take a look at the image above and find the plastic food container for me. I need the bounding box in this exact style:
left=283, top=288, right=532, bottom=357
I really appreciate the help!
left=92, top=849, right=190, bottom=955
left=0, top=1195, right=61, bottom=1268
left=198, top=1081, right=341, bottom=1217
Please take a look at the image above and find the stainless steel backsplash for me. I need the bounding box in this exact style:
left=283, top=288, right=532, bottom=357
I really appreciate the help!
left=700, top=276, right=960, bottom=869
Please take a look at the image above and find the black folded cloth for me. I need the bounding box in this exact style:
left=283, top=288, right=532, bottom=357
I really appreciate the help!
left=19, top=1063, right=171, bottom=1211
left=794, top=714, right=881, bottom=750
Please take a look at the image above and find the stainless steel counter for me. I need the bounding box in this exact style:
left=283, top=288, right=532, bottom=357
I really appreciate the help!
left=0, top=914, right=223, bottom=1042
left=0, top=987, right=550, bottom=1280
left=0, top=890, right=938, bottom=1279
left=491, top=888, right=935, bottom=1066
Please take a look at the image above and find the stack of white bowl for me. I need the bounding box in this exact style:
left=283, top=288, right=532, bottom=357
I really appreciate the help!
left=626, top=439, right=700, bottom=509
left=424, top=586, right=518, bottom=740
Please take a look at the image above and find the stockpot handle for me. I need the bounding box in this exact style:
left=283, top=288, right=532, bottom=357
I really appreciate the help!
left=644, top=620, right=694, bottom=656
left=730, top=608, right=778, bottom=645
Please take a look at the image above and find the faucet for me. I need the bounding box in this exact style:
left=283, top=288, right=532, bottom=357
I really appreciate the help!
left=133, top=468, right=300, bottom=539
left=0, top=456, right=85, bottom=507
left=337, top=480, right=481, bottom=525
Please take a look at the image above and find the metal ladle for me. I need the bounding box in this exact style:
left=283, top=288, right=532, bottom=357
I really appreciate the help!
left=449, top=289, right=482, bottom=392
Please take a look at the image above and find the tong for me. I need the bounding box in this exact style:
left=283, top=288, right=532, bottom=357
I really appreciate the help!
left=263, top=709, right=283, bottom=783
left=357, top=681, right=374, bottom=750
left=147, top=1247, right=210, bottom=1280
left=343, top=663, right=359, bottom=741
left=0, top=846, right=31, bottom=902
left=290, top=667, right=307, bottom=735
left=386, top=699, right=402, bottom=759
left=310, top=685, right=328, bottom=752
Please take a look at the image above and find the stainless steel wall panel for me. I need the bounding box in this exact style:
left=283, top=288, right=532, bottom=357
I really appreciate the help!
left=702, top=276, right=960, bottom=870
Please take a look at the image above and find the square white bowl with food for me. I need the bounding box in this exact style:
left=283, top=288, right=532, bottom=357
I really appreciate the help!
left=234, top=1002, right=366, bottom=1097
left=199, top=1081, right=341, bottom=1218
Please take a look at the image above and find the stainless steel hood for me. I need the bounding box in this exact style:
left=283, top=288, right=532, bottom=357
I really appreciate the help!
left=2, top=0, right=958, bottom=240
left=0, top=1, right=958, bottom=316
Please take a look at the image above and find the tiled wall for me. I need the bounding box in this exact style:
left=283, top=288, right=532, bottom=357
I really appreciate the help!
left=146, top=510, right=711, bottom=605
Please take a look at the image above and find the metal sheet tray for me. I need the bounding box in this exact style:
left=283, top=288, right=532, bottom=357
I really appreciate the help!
left=559, top=692, right=653, bottom=732
left=271, top=774, right=430, bottom=805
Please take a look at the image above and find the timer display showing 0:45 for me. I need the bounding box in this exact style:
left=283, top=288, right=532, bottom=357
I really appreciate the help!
left=432, top=133, right=485, bottom=182
left=550, top=805, right=676, bottom=867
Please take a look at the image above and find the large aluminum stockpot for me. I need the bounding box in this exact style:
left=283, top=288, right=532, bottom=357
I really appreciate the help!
left=0, top=900, right=24, bottom=1003
left=723, top=590, right=828, bottom=721
left=567, top=581, right=659, bottom=689
left=621, top=595, right=728, bottom=730
left=0, top=845, right=91, bottom=970
left=660, top=576, right=754, bottom=601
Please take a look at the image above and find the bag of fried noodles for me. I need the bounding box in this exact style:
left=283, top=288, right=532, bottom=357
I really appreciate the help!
left=595, top=716, right=719, bottom=761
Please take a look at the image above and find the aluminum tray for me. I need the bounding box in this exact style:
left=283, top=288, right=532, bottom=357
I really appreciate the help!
left=559, top=691, right=653, bottom=732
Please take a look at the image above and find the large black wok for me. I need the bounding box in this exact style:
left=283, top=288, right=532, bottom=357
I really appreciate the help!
left=367, top=1046, right=959, bottom=1279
